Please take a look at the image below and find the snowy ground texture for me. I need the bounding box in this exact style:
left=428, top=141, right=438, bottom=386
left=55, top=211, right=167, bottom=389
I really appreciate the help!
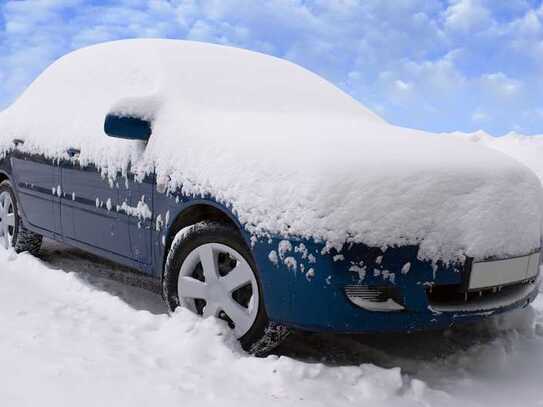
left=0, top=132, right=542, bottom=406
left=1, top=241, right=542, bottom=407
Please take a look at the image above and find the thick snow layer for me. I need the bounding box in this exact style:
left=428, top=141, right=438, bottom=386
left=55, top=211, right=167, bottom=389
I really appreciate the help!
left=1, top=39, right=542, bottom=262
left=1, top=241, right=542, bottom=407
left=451, top=130, right=543, bottom=183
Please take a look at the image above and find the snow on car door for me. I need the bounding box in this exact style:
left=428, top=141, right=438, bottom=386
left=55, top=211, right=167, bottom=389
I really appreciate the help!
left=60, top=158, right=132, bottom=259
left=117, top=172, right=153, bottom=265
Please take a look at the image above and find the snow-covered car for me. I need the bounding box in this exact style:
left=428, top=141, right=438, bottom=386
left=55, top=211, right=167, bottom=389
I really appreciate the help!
left=0, top=39, right=541, bottom=354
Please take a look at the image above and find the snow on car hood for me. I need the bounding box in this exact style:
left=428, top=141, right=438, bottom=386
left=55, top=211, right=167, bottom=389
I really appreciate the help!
left=449, top=130, right=543, bottom=182
left=0, top=39, right=541, bottom=263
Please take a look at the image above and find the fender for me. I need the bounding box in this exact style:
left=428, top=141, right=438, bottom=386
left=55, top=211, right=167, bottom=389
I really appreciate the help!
left=151, top=193, right=251, bottom=278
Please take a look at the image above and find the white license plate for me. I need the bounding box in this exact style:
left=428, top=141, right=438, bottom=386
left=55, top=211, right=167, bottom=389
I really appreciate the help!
left=469, top=252, right=540, bottom=290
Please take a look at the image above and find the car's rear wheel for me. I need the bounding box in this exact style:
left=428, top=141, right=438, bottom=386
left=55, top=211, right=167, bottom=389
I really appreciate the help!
left=0, top=180, right=42, bottom=254
left=162, top=221, right=289, bottom=356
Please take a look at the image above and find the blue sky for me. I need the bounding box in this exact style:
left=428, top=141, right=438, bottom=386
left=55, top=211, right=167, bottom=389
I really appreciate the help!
left=0, top=0, right=542, bottom=136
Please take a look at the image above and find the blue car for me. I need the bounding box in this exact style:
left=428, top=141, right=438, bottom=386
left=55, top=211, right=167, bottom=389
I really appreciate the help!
left=0, top=39, right=541, bottom=355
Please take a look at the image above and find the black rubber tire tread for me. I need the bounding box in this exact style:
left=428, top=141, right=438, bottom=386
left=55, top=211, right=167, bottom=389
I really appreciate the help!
left=0, top=180, right=42, bottom=255
left=162, top=221, right=289, bottom=356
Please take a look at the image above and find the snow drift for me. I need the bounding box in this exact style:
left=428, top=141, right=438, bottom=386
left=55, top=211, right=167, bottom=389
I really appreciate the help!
left=1, top=242, right=542, bottom=407
left=0, top=39, right=541, bottom=262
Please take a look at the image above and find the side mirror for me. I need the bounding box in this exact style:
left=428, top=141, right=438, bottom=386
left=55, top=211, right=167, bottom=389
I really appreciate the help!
left=104, top=114, right=152, bottom=141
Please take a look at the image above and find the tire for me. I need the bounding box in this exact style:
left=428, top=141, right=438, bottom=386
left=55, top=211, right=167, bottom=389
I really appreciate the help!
left=0, top=180, right=42, bottom=254
left=162, top=221, right=289, bottom=356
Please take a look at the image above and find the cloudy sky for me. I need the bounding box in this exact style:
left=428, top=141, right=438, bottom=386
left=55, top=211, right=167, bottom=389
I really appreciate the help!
left=1, top=0, right=542, bottom=135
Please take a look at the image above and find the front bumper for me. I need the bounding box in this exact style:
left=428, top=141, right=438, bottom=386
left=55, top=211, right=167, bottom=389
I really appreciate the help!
left=250, top=235, right=541, bottom=333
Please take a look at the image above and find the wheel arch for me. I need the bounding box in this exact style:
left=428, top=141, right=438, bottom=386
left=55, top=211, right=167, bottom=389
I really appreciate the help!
left=0, top=170, right=10, bottom=184
left=162, top=200, right=248, bottom=270
left=0, top=169, right=28, bottom=222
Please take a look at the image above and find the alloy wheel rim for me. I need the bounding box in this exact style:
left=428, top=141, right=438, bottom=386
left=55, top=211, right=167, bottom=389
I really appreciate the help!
left=0, top=191, right=15, bottom=249
left=178, top=243, right=260, bottom=338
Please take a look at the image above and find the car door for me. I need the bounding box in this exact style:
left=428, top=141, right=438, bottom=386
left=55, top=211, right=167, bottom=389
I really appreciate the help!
left=60, top=152, right=133, bottom=258
left=60, top=151, right=154, bottom=266
left=10, top=146, right=61, bottom=237
left=117, top=171, right=154, bottom=265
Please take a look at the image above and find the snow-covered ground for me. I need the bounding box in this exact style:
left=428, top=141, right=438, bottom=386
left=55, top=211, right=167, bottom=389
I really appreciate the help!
left=1, top=132, right=543, bottom=406
left=1, top=240, right=542, bottom=407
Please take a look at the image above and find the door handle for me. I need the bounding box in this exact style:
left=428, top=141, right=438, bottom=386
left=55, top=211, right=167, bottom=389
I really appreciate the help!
left=67, top=148, right=80, bottom=158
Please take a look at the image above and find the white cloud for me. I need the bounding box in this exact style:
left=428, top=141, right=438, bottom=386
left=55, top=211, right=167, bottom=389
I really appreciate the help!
left=394, top=80, right=413, bottom=92
left=515, top=10, right=543, bottom=36
left=444, top=0, right=492, bottom=32
left=400, top=50, right=467, bottom=92
left=480, top=72, right=523, bottom=97
left=472, top=110, right=490, bottom=122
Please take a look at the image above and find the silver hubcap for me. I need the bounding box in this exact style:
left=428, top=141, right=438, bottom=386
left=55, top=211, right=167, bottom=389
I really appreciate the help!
left=178, top=243, right=260, bottom=338
left=0, top=191, right=15, bottom=249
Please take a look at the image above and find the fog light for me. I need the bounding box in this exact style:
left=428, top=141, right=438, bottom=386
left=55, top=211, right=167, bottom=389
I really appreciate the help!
left=344, top=285, right=405, bottom=312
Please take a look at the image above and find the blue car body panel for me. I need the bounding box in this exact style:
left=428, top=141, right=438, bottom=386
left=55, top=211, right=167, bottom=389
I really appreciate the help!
left=61, top=162, right=133, bottom=258
left=249, top=236, right=539, bottom=332
left=0, top=149, right=539, bottom=334
left=11, top=154, right=62, bottom=237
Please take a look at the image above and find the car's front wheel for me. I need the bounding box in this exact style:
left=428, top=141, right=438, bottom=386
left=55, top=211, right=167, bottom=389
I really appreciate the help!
left=162, top=221, right=289, bottom=356
left=0, top=180, right=42, bottom=254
